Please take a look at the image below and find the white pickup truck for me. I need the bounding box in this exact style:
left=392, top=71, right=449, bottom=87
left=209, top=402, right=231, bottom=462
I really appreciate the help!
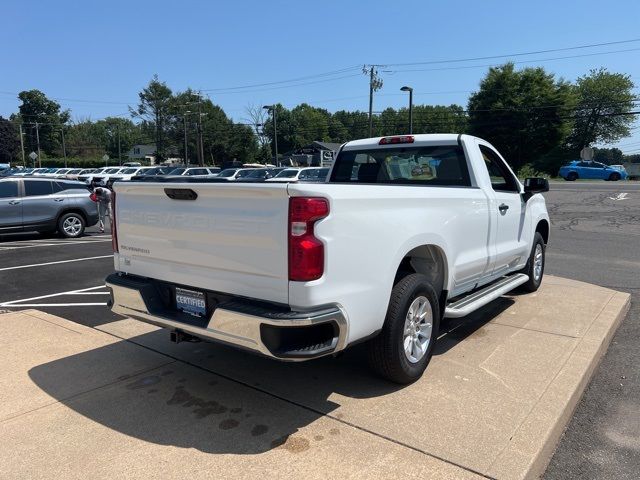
left=106, top=134, right=550, bottom=383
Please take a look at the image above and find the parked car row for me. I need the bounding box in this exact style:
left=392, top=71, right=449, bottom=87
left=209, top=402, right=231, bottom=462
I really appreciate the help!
left=2, top=165, right=332, bottom=188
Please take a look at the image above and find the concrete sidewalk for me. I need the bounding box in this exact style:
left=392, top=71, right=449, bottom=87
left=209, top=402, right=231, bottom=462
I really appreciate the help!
left=0, top=276, right=629, bottom=479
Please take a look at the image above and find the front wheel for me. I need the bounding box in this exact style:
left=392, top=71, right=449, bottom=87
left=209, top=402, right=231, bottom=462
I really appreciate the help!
left=566, top=172, right=578, bottom=181
left=609, top=172, right=621, bottom=181
left=58, top=212, right=85, bottom=238
left=368, top=273, right=440, bottom=384
left=518, top=232, right=545, bottom=292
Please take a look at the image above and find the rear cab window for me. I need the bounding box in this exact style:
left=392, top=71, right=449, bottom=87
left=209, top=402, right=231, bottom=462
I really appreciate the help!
left=330, top=144, right=471, bottom=187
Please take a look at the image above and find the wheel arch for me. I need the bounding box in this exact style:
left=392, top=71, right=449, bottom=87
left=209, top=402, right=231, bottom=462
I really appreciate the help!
left=56, top=208, right=88, bottom=227
left=393, top=244, right=449, bottom=317
left=535, top=219, right=550, bottom=244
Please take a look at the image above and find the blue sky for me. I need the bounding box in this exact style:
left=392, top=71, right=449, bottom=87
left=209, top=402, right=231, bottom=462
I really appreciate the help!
left=2, top=0, right=640, bottom=153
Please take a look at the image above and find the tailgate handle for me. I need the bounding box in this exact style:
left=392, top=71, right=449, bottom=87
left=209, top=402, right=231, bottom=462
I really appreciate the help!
left=164, top=188, right=198, bottom=200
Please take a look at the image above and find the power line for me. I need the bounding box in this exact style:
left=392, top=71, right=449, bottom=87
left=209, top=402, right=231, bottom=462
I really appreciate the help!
left=388, top=47, right=640, bottom=74
left=383, top=38, right=640, bottom=67
left=200, top=66, right=362, bottom=92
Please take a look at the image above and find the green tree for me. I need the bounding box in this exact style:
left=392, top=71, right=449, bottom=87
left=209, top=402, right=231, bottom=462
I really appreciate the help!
left=0, top=116, right=21, bottom=163
left=226, top=123, right=259, bottom=164
left=12, top=89, right=70, bottom=157
left=332, top=110, right=370, bottom=141
left=64, top=120, right=107, bottom=159
left=568, top=68, right=636, bottom=150
left=290, top=104, right=331, bottom=147
left=131, top=75, right=173, bottom=160
left=410, top=105, right=468, bottom=134
left=94, top=117, right=142, bottom=162
left=593, top=147, right=624, bottom=165
left=263, top=104, right=294, bottom=155
left=467, top=63, right=575, bottom=170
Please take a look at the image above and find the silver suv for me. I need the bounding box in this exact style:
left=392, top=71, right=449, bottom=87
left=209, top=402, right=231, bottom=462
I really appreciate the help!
left=0, top=177, right=99, bottom=238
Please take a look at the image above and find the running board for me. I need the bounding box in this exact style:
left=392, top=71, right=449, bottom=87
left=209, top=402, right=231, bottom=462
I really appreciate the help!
left=444, top=274, right=529, bottom=318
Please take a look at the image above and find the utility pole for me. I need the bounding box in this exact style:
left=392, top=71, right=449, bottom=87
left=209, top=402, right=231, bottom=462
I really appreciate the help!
left=364, top=65, right=384, bottom=137
left=263, top=105, right=278, bottom=166
left=34, top=122, right=42, bottom=168
left=117, top=123, right=122, bottom=166
left=368, top=66, right=374, bottom=136
left=273, top=108, right=278, bottom=167
left=183, top=115, right=189, bottom=166
left=197, top=97, right=204, bottom=166
left=60, top=128, right=67, bottom=167
left=19, top=124, right=26, bottom=166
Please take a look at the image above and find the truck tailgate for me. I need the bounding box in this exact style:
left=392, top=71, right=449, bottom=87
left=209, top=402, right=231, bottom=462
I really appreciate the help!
left=112, top=182, right=290, bottom=304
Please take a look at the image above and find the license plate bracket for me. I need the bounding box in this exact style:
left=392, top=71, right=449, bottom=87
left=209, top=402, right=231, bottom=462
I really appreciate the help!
left=175, top=287, right=206, bottom=317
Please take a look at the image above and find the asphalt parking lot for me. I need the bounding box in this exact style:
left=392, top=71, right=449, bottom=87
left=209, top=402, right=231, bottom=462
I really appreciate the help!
left=543, top=181, right=640, bottom=479
left=1, top=180, right=638, bottom=478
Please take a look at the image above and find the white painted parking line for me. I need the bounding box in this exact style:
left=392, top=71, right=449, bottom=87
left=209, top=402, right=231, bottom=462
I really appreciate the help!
left=0, top=239, right=112, bottom=250
left=608, top=192, right=629, bottom=201
left=0, top=255, right=114, bottom=272
left=0, top=285, right=108, bottom=308
left=4, top=303, right=107, bottom=307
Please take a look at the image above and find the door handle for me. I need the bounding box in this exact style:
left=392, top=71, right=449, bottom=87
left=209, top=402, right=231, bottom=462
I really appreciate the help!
left=498, top=203, right=509, bottom=213
left=53, top=198, right=65, bottom=202
left=8, top=200, right=20, bottom=205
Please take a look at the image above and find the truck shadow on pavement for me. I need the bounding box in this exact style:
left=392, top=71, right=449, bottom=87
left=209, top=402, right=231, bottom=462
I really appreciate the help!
left=27, top=299, right=512, bottom=455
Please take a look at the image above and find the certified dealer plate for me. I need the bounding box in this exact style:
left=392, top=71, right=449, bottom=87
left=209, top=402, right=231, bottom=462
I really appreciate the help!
left=176, top=287, right=206, bottom=317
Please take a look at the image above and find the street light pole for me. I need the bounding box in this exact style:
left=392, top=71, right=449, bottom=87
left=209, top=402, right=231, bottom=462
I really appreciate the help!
left=400, top=86, right=413, bottom=134
left=263, top=105, right=279, bottom=166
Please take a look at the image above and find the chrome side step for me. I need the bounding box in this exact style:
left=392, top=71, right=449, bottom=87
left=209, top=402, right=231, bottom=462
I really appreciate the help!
left=444, top=273, right=529, bottom=318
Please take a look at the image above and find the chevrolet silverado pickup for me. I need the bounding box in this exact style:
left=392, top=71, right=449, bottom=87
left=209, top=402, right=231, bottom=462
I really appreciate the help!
left=106, top=134, right=550, bottom=383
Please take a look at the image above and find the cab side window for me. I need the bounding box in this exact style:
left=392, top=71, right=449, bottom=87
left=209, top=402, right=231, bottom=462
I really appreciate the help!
left=479, top=145, right=519, bottom=193
left=24, top=180, right=53, bottom=196
left=0, top=181, right=19, bottom=198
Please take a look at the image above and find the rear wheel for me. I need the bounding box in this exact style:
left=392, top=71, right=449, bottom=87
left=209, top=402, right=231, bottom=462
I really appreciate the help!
left=566, top=172, right=578, bottom=181
left=58, top=213, right=85, bottom=238
left=368, top=273, right=440, bottom=384
left=609, top=172, right=621, bottom=181
left=518, top=232, right=545, bottom=292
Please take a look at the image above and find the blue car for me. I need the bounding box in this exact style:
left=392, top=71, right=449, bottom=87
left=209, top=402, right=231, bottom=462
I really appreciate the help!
left=559, top=160, right=628, bottom=181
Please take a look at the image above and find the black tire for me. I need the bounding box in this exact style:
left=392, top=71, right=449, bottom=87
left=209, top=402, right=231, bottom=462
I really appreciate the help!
left=609, top=172, right=621, bottom=181
left=57, top=212, right=86, bottom=238
left=368, top=273, right=440, bottom=384
left=517, top=232, right=545, bottom=292
left=566, top=172, right=578, bottom=181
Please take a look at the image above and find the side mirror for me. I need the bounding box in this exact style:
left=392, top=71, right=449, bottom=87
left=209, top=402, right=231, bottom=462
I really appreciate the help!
left=523, top=177, right=549, bottom=201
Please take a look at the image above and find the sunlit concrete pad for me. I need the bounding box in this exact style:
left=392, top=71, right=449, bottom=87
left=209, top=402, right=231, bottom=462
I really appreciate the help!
left=1, top=311, right=479, bottom=480
left=0, top=275, right=629, bottom=479
left=0, top=309, right=172, bottom=421
left=95, top=275, right=629, bottom=479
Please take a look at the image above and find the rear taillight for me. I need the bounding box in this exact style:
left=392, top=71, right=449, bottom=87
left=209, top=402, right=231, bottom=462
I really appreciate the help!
left=288, top=197, right=329, bottom=281
left=110, top=191, right=118, bottom=253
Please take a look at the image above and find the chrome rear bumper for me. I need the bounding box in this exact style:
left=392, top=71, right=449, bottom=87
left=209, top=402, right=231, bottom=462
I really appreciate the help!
left=106, top=273, right=348, bottom=361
